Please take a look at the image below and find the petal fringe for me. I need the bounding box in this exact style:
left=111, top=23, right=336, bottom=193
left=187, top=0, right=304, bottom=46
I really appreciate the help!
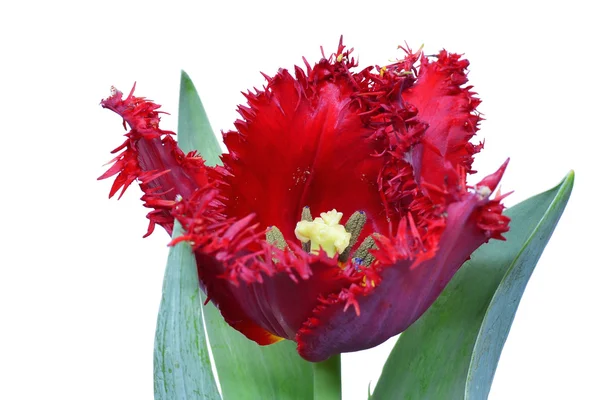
left=99, top=85, right=209, bottom=236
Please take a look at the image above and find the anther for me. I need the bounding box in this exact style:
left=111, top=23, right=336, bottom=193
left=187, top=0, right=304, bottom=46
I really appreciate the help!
left=339, top=211, right=367, bottom=262
left=266, top=226, right=288, bottom=251
left=266, top=226, right=289, bottom=264
left=352, top=235, right=378, bottom=267
left=301, top=206, right=313, bottom=253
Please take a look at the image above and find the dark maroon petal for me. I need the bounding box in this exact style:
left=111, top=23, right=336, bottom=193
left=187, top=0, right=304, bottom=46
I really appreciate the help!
left=296, top=164, right=508, bottom=362
left=195, top=250, right=354, bottom=341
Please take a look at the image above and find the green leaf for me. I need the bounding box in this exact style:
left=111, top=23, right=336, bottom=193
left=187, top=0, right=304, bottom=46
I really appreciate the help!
left=153, top=222, right=221, bottom=400
left=177, top=70, right=222, bottom=166
left=372, top=171, right=574, bottom=400
left=173, top=71, right=315, bottom=400
left=202, top=302, right=315, bottom=400
left=153, top=71, right=224, bottom=400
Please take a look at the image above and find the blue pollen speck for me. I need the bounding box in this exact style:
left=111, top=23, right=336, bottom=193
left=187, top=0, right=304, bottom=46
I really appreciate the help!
left=352, top=258, right=364, bottom=271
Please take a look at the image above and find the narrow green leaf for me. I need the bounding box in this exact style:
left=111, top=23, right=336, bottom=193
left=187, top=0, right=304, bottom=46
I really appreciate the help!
left=153, top=71, right=223, bottom=399
left=177, top=70, right=222, bottom=166
left=202, top=302, right=314, bottom=400
left=175, top=72, right=315, bottom=400
left=153, top=222, right=221, bottom=400
left=372, top=171, right=574, bottom=400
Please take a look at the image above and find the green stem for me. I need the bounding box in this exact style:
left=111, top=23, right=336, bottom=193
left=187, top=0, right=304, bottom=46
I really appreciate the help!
left=313, top=354, right=342, bottom=400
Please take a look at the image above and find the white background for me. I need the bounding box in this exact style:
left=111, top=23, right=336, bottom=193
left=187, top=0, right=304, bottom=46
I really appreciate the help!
left=1, top=0, right=598, bottom=399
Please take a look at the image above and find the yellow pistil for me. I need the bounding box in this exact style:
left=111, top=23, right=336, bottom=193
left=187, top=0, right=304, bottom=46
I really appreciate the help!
left=295, top=209, right=351, bottom=257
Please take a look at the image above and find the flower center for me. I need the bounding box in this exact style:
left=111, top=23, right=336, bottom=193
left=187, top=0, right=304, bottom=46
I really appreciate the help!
left=265, top=207, right=377, bottom=267
left=295, top=210, right=351, bottom=257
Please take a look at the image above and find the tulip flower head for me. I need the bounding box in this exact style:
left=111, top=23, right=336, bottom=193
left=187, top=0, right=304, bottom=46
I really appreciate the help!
left=100, top=39, right=510, bottom=362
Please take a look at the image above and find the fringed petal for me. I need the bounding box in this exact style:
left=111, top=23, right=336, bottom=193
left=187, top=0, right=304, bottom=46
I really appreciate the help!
left=220, top=46, right=387, bottom=242
left=297, top=163, right=509, bottom=362
left=402, top=51, right=484, bottom=204
left=99, top=85, right=209, bottom=236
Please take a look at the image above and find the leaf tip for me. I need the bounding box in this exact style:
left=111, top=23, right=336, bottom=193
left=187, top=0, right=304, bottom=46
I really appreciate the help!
left=565, top=169, right=575, bottom=185
left=558, top=170, right=575, bottom=200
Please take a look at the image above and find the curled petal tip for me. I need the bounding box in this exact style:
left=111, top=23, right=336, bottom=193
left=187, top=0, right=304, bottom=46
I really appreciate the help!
left=477, top=158, right=509, bottom=194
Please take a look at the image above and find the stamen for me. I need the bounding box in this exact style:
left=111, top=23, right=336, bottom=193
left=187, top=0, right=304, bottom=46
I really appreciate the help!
left=301, top=206, right=313, bottom=222
left=352, top=235, right=378, bottom=267
left=301, top=206, right=313, bottom=253
left=339, top=211, right=366, bottom=262
left=266, top=226, right=288, bottom=250
left=295, top=209, right=351, bottom=257
left=266, top=226, right=289, bottom=264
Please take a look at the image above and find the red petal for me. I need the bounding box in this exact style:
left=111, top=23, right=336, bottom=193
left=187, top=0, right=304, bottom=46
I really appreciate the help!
left=99, top=85, right=209, bottom=236
left=296, top=164, right=508, bottom=362
left=403, top=51, right=483, bottom=203
left=220, top=63, right=387, bottom=242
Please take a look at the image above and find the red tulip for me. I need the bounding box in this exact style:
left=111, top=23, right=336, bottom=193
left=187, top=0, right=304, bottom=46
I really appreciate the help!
left=100, top=39, right=509, bottom=362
